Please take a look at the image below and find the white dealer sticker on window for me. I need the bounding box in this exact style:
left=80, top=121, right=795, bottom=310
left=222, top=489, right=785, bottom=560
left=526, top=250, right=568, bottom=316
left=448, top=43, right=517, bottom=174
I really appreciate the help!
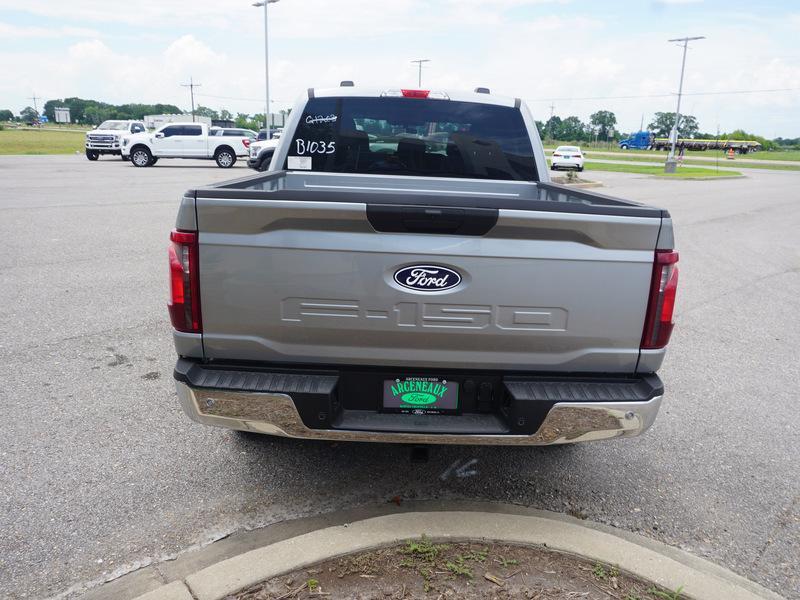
left=288, top=156, right=312, bottom=170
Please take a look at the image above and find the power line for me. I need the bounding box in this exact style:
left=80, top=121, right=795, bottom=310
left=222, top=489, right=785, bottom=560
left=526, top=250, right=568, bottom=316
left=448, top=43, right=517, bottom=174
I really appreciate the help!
left=28, top=92, right=41, bottom=114
left=684, top=87, right=800, bottom=96
left=411, top=59, right=430, bottom=87
left=666, top=36, right=705, bottom=165
left=195, top=92, right=284, bottom=103
left=180, top=77, right=202, bottom=122
left=529, top=86, right=800, bottom=102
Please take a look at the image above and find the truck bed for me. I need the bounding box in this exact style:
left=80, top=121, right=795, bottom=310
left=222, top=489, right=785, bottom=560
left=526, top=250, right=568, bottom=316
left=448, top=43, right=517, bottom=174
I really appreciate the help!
left=192, top=170, right=666, bottom=218
left=179, top=171, right=670, bottom=374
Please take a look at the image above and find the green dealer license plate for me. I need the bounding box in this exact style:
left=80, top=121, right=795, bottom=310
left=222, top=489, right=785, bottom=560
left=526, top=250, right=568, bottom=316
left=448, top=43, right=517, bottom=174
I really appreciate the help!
left=382, top=377, right=459, bottom=414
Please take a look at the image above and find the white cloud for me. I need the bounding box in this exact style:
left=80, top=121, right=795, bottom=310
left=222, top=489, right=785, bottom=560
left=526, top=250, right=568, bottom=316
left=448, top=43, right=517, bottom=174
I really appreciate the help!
left=0, top=21, right=100, bottom=38
left=0, top=1, right=798, bottom=136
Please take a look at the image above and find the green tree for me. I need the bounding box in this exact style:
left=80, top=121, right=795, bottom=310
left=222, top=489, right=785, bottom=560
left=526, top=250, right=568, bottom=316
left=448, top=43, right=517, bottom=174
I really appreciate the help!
left=559, top=116, right=586, bottom=141
left=194, top=105, right=219, bottom=119
left=0, top=109, right=13, bottom=121
left=722, top=129, right=775, bottom=150
left=534, top=120, right=545, bottom=139
left=544, top=115, right=562, bottom=140
left=44, top=97, right=183, bottom=123
left=648, top=112, right=699, bottom=138
left=590, top=110, right=617, bottom=141
left=219, top=109, right=233, bottom=121
left=20, top=106, right=39, bottom=123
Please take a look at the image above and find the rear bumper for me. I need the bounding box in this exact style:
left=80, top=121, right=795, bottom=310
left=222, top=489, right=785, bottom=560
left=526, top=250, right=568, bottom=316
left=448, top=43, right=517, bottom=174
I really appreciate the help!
left=174, top=359, right=663, bottom=446
left=551, top=160, right=583, bottom=169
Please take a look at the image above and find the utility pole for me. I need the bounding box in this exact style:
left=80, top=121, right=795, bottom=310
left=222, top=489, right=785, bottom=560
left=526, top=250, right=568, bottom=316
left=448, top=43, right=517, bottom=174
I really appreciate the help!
left=180, top=77, right=202, bottom=122
left=665, top=35, right=705, bottom=172
left=28, top=93, right=41, bottom=114
left=254, top=0, right=280, bottom=133
left=411, top=59, right=430, bottom=87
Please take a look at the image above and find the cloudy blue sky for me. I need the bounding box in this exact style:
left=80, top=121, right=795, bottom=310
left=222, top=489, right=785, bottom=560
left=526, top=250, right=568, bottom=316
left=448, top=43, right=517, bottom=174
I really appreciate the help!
left=1, top=0, right=798, bottom=136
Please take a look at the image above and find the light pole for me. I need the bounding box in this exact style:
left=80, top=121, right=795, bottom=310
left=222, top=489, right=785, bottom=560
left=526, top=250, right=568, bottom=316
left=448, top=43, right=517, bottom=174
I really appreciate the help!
left=253, top=0, right=279, bottom=134
left=665, top=35, right=705, bottom=172
left=411, top=59, right=430, bottom=87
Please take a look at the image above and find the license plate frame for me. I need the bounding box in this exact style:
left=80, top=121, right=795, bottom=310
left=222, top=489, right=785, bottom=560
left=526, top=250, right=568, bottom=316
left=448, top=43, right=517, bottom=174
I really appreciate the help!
left=382, top=376, right=460, bottom=415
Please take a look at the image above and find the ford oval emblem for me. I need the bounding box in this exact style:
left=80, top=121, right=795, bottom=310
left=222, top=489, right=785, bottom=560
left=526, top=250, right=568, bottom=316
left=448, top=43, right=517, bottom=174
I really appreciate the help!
left=394, top=265, right=462, bottom=292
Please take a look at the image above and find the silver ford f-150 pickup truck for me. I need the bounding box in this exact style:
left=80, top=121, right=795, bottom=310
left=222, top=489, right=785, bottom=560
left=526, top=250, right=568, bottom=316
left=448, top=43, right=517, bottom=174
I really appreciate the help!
left=169, top=85, right=678, bottom=446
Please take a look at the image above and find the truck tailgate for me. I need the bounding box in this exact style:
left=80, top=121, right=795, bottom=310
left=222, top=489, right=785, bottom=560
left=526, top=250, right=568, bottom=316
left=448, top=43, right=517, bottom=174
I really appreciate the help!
left=193, top=177, right=663, bottom=373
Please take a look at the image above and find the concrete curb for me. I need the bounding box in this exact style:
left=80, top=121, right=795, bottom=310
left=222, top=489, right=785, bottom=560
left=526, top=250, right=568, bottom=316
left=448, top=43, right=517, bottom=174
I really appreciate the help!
left=130, top=509, right=783, bottom=600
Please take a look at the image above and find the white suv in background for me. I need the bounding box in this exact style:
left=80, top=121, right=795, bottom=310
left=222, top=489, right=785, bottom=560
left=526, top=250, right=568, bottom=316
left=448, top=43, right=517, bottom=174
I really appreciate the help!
left=85, top=120, right=146, bottom=161
left=550, top=145, right=585, bottom=171
left=122, top=123, right=254, bottom=168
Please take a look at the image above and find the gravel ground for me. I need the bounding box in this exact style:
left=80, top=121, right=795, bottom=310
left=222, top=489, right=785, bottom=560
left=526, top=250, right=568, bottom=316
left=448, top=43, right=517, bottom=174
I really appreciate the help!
left=0, top=156, right=797, bottom=599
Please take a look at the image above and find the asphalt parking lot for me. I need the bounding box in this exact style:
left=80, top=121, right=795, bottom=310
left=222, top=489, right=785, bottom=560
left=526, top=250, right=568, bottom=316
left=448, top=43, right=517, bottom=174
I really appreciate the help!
left=1, top=155, right=798, bottom=599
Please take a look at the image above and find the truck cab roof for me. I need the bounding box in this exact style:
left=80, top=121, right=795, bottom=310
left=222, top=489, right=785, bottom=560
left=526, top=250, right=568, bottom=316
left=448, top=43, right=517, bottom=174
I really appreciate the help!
left=310, top=86, right=520, bottom=108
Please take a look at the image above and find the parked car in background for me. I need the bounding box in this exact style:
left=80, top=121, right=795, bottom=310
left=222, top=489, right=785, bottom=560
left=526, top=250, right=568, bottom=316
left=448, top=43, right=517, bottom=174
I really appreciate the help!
left=247, top=137, right=280, bottom=171
left=122, top=122, right=251, bottom=168
left=256, top=128, right=283, bottom=141
left=85, top=120, right=146, bottom=161
left=550, top=145, right=584, bottom=171
left=169, top=85, right=678, bottom=447
left=212, top=127, right=258, bottom=143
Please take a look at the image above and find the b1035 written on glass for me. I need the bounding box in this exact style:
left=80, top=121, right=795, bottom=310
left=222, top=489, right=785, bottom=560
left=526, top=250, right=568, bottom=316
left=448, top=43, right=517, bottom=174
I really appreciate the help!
left=295, top=139, right=336, bottom=155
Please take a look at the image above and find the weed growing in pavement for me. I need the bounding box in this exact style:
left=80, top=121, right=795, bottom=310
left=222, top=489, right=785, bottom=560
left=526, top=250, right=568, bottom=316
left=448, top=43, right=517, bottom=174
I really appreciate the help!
left=461, top=547, right=489, bottom=563
left=496, top=555, right=519, bottom=567
left=306, top=578, right=319, bottom=592
left=648, top=585, right=685, bottom=600
left=445, top=558, right=474, bottom=579
left=400, top=535, right=449, bottom=562
left=593, top=562, right=609, bottom=580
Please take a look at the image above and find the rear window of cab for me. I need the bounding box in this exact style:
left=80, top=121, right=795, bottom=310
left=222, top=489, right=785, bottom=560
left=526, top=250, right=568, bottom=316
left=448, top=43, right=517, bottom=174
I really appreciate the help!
left=285, top=96, right=538, bottom=181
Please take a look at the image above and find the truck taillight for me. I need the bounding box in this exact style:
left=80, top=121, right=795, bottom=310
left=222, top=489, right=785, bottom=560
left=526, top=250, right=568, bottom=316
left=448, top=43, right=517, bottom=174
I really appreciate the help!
left=641, top=250, right=679, bottom=349
left=242, top=138, right=251, bottom=148
left=168, top=229, right=202, bottom=333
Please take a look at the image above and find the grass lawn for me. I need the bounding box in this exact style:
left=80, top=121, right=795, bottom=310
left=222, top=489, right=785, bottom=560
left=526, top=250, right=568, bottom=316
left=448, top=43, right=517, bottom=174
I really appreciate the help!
left=0, top=128, right=86, bottom=155
left=582, top=161, right=742, bottom=178
left=547, top=143, right=800, bottom=162
left=570, top=152, right=800, bottom=171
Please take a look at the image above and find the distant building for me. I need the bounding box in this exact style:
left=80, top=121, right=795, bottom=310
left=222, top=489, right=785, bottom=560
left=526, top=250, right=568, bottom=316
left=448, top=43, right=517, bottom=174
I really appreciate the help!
left=54, top=107, right=71, bottom=124
left=143, top=114, right=212, bottom=129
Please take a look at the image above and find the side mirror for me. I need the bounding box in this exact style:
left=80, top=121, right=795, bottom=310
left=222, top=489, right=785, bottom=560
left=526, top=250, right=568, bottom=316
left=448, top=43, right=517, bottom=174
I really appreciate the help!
left=155, top=132, right=164, bottom=139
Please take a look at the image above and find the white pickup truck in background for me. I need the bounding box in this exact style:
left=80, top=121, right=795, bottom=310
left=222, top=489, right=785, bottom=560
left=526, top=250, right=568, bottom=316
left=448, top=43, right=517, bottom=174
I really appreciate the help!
left=122, top=123, right=254, bottom=168
left=85, top=120, right=146, bottom=161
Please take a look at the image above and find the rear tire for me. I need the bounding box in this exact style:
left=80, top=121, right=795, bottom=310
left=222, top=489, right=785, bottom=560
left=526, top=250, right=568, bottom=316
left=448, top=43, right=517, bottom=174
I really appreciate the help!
left=620, top=144, right=628, bottom=150
left=131, top=146, right=152, bottom=167
left=85, top=149, right=99, bottom=161
left=215, top=147, right=236, bottom=168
